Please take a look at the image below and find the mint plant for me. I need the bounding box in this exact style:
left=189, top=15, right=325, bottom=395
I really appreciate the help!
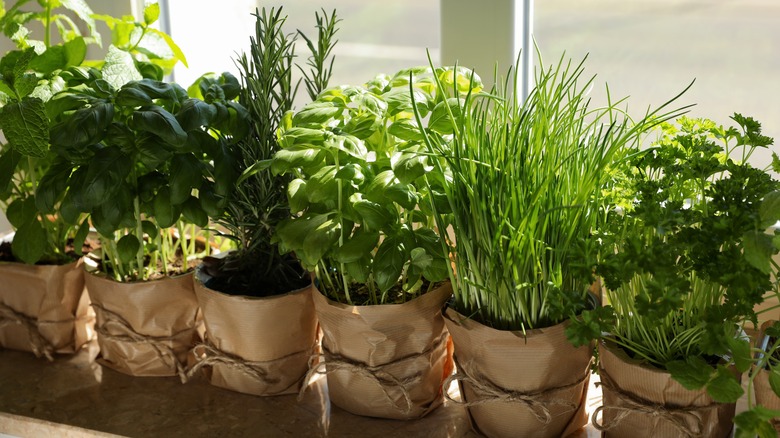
left=0, top=0, right=102, bottom=264
left=272, top=66, right=479, bottom=305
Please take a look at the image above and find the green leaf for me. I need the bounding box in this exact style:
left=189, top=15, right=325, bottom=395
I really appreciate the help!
left=305, top=165, right=338, bottom=203
left=115, top=87, right=153, bottom=107
left=117, top=234, right=141, bottom=264
left=169, top=154, right=202, bottom=205
left=143, top=3, right=160, bottom=25
left=28, top=46, right=67, bottom=75
left=102, top=45, right=142, bottom=89
left=734, top=407, right=780, bottom=438
left=385, top=184, right=419, bottom=209
left=288, top=178, right=308, bottom=213
left=373, top=236, right=406, bottom=293
left=326, top=134, right=368, bottom=160
left=35, top=158, right=72, bottom=213
left=73, top=218, right=90, bottom=256
left=132, top=106, right=188, bottom=147
left=280, top=127, right=326, bottom=148
left=409, top=247, right=433, bottom=270
left=60, top=0, right=101, bottom=46
left=176, top=98, right=216, bottom=132
left=146, top=28, right=188, bottom=68
left=64, top=37, right=87, bottom=66
left=333, top=230, right=380, bottom=264
left=50, top=101, right=114, bottom=149
left=81, top=146, right=131, bottom=209
left=292, top=102, right=341, bottom=125
left=760, top=190, right=780, bottom=227
left=1, top=98, right=49, bottom=158
left=11, top=219, right=47, bottom=264
left=300, top=218, right=341, bottom=268
left=136, top=138, right=173, bottom=170
left=345, top=259, right=370, bottom=284
left=743, top=230, right=774, bottom=273
left=427, top=98, right=463, bottom=135
left=0, top=148, right=22, bottom=194
left=14, top=73, right=39, bottom=99
left=141, top=220, right=158, bottom=240
left=274, top=214, right=330, bottom=259
left=768, top=368, right=780, bottom=398
left=6, top=196, right=37, bottom=228
left=236, top=159, right=271, bottom=186
left=388, top=118, right=424, bottom=142
left=391, top=150, right=432, bottom=184
left=271, top=148, right=325, bottom=175
left=181, top=196, right=208, bottom=227
left=353, top=199, right=395, bottom=230
left=153, top=187, right=181, bottom=228
left=705, top=366, right=744, bottom=403
left=666, top=356, right=714, bottom=390
left=727, top=337, right=752, bottom=373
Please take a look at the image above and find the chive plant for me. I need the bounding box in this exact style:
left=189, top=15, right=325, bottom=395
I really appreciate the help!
left=416, top=53, right=688, bottom=331
left=201, top=8, right=339, bottom=296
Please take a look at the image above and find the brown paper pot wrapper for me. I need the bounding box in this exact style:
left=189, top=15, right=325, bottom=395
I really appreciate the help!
left=444, top=308, right=591, bottom=438
left=310, top=282, right=453, bottom=420
left=86, top=271, right=199, bottom=379
left=191, top=268, right=318, bottom=396
left=0, top=260, right=92, bottom=359
left=595, top=342, right=736, bottom=438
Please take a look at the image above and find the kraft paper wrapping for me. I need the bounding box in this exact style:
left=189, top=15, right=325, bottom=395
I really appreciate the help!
left=444, top=308, right=591, bottom=438
left=595, top=342, right=736, bottom=438
left=191, top=269, right=318, bottom=396
left=0, top=260, right=93, bottom=358
left=86, top=271, right=200, bottom=379
left=309, top=282, right=453, bottom=420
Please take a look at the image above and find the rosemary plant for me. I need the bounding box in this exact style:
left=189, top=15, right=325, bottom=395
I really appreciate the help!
left=202, top=7, right=339, bottom=296
left=416, top=53, right=688, bottom=331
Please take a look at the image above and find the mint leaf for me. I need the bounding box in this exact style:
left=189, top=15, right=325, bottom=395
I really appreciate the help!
left=768, top=368, right=780, bottom=398
left=727, top=338, right=752, bottom=373
left=12, top=219, right=47, bottom=264
left=0, top=97, right=49, bottom=158
left=666, top=356, right=713, bottom=390
left=734, top=407, right=780, bottom=438
left=14, top=73, right=39, bottom=98
left=743, top=230, right=775, bottom=274
left=706, top=366, right=744, bottom=403
left=60, top=0, right=101, bottom=47
left=760, top=190, right=780, bottom=226
left=102, top=45, right=141, bottom=90
left=143, top=3, right=161, bottom=25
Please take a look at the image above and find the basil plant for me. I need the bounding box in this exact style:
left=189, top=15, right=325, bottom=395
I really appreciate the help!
left=42, top=68, right=248, bottom=281
left=272, top=66, right=481, bottom=305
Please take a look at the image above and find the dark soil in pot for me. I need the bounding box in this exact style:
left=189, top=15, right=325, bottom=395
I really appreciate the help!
left=199, top=252, right=309, bottom=297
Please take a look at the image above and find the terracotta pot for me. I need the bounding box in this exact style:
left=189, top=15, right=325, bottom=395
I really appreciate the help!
left=0, top=260, right=92, bottom=358
left=306, top=282, right=453, bottom=420
left=444, top=308, right=591, bottom=438
left=85, top=270, right=199, bottom=379
left=595, top=341, right=736, bottom=438
left=190, top=266, right=318, bottom=396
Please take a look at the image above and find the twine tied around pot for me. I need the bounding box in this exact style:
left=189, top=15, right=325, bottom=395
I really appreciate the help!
left=92, top=303, right=193, bottom=383
left=185, top=340, right=318, bottom=393
left=444, top=357, right=587, bottom=425
left=0, top=302, right=56, bottom=361
left=592, top=371, right=713, bottom=438
left=297, top=332, right=449, bottom=414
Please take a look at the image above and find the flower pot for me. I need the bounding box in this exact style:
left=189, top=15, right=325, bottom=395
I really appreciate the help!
left=754, top=368, right=780, bottom=432
left=444, top=308, right=592, bottom=438
left=304, top=282, right=453, bottom=420
left=594, top=341, right=736, bottom=437
left=85, top=270, right=199, bottom=380
left=189, top=266, right=318, bottom=396
left=0, top=260, right=93, bottom=359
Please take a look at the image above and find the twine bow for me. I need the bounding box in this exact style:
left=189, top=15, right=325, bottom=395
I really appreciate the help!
left=186, top=341, right=317, bottom=394
left=0, top=302, right=55, bottom=361
left=297, top=332, right=449, bottom=415
left=444, top=358, right=588, bottom=425
left=591, top=371, right=715, bottom=438
left=92, top=303, right=195, bottom=383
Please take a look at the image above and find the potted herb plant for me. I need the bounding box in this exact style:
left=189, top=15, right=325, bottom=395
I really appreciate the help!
left=733, top=320, right=780, bottom=437
left=569, top=115, right=780, bottom=437
left=41, top=4, right=247, bottom=379
left=414, top=53, right=687, bottom=438
left=186, top=7, right=339, bottom=397
left=271, top=65, right=479, bottom=419
left=0, top=0, right=103, bottom=359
